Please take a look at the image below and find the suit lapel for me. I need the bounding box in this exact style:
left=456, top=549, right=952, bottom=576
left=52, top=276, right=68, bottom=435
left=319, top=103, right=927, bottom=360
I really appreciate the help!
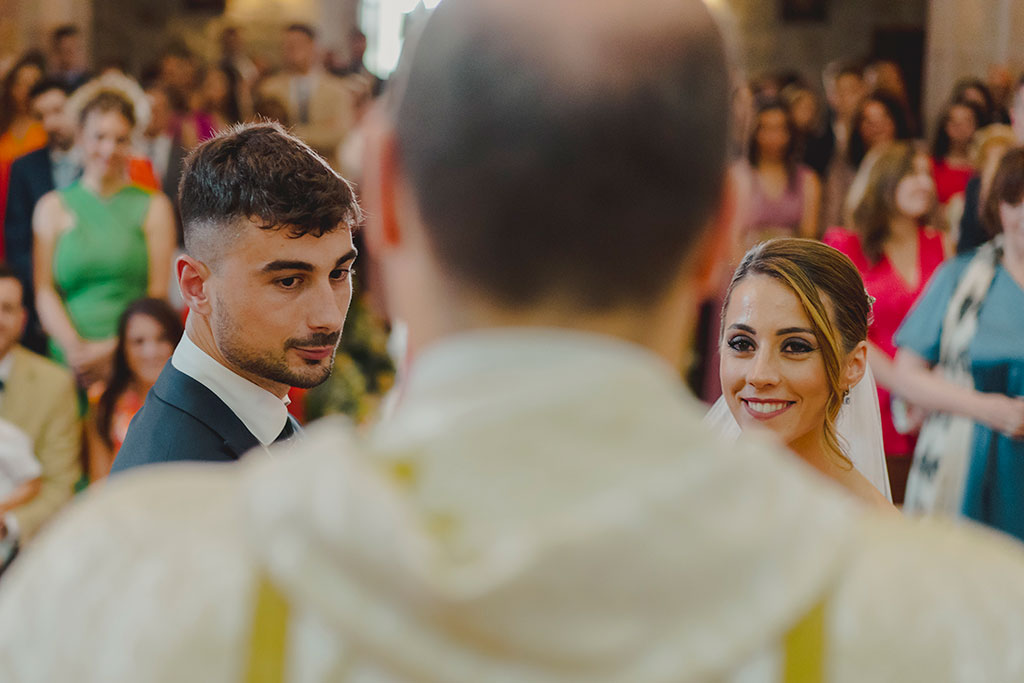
left=39, top=148, right=55, bottom=192
left=152, top=363, right=262, bottom=459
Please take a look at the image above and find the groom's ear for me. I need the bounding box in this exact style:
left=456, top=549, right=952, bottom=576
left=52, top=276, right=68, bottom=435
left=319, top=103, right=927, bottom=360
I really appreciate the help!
left=842, top=341, right=868, bottom=392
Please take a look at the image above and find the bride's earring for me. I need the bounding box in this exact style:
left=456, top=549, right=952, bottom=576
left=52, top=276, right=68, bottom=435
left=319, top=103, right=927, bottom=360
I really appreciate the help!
left=843, top=389, right=851, bottom=405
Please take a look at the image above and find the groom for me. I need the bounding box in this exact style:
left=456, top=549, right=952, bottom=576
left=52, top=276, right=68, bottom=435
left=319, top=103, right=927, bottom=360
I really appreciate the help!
left=3, top=1, right=1024, bottom=680
left=111, top=122, right=361, bottom=472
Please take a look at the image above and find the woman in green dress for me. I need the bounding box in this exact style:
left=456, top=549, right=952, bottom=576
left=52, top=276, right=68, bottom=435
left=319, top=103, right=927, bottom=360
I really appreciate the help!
left=33, top=86, right=176, bottom=389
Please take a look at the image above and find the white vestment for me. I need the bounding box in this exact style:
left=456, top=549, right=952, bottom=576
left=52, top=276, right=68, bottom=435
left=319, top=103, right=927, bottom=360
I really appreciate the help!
left=2, top=330, right=1024, bottom=682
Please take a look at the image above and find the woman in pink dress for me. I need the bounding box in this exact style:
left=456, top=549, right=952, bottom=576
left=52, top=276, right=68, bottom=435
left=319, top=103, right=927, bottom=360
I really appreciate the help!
left=180, top=65, right=240, bottom=149
left=823, top=142, right=948, bottom=504
left=745, top=98, right=821, bottom=245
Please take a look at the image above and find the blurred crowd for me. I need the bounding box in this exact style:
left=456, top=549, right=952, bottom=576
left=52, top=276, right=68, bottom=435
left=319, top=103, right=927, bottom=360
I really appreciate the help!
left=694, top=57, right=1024, bottom=533
left=0, top=22, right=393, bottom=568
left=4, top=2, right=1024, bottom=677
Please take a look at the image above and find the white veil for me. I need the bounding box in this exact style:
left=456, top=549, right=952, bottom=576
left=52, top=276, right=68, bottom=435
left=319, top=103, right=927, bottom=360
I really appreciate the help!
left=704, top=364, right=892, bottom=502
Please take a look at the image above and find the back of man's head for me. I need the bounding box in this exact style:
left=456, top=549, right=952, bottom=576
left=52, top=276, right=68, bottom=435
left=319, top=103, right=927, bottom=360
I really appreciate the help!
left=392, top=0, right=731, bottom=310
left=178, top=122, right=361, bottom=266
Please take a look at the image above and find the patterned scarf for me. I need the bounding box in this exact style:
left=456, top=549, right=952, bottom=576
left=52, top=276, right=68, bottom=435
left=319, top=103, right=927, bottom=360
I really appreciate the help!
left=904, top=236, right=1002, bottom=515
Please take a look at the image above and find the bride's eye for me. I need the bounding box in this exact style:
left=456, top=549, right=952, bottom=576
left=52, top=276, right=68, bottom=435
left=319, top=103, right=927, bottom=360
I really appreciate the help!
left=782, top=338, right=815, bottom=354
left=727, top=335, right=755, bottom=353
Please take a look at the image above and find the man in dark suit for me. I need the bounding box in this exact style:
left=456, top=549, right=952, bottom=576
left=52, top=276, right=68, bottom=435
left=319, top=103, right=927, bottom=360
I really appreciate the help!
left=49, top=25, right=91, bottom=93
left=3, top=80, right=78, bottom=355
left=110, top=122, right=361, bottom=473
left=140, top=83, right=187, bottom=216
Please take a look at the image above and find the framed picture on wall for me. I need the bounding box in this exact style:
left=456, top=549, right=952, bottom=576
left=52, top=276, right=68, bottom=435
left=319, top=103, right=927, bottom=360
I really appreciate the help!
left=780, top=0, right=827, bottom=22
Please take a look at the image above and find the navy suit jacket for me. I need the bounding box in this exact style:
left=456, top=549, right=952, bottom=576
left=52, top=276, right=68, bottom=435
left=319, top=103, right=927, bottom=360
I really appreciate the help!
left=4, top=147, right=58, bottom=355
left=4, top=147, right=54, bottom=293
left=111, top=363, right=277, bottom=474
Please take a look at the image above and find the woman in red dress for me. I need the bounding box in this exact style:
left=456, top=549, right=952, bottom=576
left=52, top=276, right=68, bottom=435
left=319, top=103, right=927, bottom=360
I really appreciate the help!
left=823, top=142, right=949, bottom=503
left=931, top=98, right=983, bottom=206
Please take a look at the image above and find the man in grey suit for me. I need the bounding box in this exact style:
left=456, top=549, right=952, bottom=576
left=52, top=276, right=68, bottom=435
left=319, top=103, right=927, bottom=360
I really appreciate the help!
left=258, top=23, right=359, bottom=164
left=111, top=122, right=360, bottom=474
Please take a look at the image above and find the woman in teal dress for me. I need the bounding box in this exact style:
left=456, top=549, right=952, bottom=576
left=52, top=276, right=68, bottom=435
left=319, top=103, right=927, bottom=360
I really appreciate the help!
left=893, top=147, right=1024, bottom=542
left=33, top=85, right=175, bottom=389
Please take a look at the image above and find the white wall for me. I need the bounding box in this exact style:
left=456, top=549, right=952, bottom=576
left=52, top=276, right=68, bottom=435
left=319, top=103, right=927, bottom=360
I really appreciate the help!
left=0, top=0, right=92, bottom=69
left=723, top=0, right=926, bottom=90
left=924, top=0, right=1024, bottom=134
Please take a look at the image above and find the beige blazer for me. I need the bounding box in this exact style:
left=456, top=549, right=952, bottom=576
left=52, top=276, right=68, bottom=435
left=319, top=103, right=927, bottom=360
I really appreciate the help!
left=1, top=346, right=81, bottom=541
left=259, top=69, right=359, bottom=163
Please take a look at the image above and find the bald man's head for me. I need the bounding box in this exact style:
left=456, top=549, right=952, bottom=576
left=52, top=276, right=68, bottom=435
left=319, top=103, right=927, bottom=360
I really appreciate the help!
left=392, top=0, right=732, bottom=310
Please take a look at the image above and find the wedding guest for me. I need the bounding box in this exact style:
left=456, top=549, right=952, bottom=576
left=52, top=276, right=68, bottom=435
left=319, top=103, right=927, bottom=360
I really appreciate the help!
left=955, top=124, right=1016, bottom=254
left=824, top=142, right=948, bottom=504
left=258, top=24, right=359, bottom=164
left=821, top=61, right=867, bottom=228
left=843, top=90, right=914, bottom=226
left=894, top=147, right=1024, bottom=541
left=4, top=79, right=78, bottom=355
left=782, top=83, right=834, bottom=179
left=745, top=97, right=820, bottom=243
left=33, top=85, right=175, bottom=387
left=180, top=65, right=240, bottom=149
left=931, top=98, right=983, bottom=205
left=85, top=298, right=182, bottom=481
left=0, top=53, right=47, bottom=167
left=0, top=265, right=79, bottom=548
left=49, top=26, right=91, bottom=93
left=951, top=78, right=996, bottom=127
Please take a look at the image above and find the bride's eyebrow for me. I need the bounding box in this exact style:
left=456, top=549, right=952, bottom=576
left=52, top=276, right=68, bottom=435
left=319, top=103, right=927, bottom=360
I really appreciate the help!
left=776, top=327, right=815, bottom=335
left=727, top=323, right=756, bottom=334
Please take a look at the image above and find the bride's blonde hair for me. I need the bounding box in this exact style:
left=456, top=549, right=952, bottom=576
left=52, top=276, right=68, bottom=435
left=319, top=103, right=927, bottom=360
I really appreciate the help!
left=722, top=238, right=871, bottom=464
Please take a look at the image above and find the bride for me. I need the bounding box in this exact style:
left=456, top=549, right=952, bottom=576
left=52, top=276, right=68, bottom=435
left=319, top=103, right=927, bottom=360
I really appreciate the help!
left=706, top=238, right=894, bottom=509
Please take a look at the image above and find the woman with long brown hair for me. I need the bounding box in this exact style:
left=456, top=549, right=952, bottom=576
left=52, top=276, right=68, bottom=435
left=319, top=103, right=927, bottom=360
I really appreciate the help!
left=708, top=238, right=892, bottom=508
left=823, top=142, right=948, bottom=503
left=744, top=98, right=821, bottom=244
left=0, top=52, right=47, bottom=165
left=85, top=298, right=182, bottom=481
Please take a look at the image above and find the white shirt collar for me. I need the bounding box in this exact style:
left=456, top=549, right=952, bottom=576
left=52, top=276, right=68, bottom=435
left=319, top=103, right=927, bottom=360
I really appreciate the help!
left=171, top=332, right=290, bottom=446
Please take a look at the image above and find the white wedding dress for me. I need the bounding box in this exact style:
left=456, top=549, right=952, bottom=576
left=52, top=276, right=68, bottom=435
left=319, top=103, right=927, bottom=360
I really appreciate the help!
left=705, top=365, right=892, bottom=501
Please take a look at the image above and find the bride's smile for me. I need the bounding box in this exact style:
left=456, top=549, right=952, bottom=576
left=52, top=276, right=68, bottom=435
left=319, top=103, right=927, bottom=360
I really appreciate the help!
left=741, top=397, right=797, bottom=418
